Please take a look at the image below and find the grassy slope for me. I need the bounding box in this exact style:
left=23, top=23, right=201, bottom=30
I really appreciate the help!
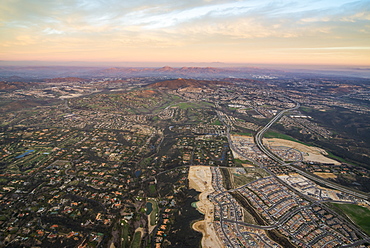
left=331, top=203, right=370, bottom=236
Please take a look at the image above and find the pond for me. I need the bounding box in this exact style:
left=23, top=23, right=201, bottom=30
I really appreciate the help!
left=134, top=170, right=142, bottom=177
left=16, top=150, right=35, bottom=159
left=146, top=202, right=153, bottom=215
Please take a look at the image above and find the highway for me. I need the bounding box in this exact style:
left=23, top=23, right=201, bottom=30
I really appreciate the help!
left=214, top=102, right=370, bottom=246
left=253, top=102, right=370, bottom=201
left=253, top=102, right=300, bottom=164
left=286, top=164, right=370, bottom=200
left=247, top=102, right=370, bottom=240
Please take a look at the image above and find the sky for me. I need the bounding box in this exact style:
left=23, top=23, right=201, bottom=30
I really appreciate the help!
left=1, top=0, right=370, bottom=66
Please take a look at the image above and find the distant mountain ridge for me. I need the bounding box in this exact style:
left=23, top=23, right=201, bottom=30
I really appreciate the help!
left=0, top=65, right=282, bottom=80
left=0, top=81, right=38, bottom=91
left=146, top=78, right=233, bottom=90
left=45, top=77, right=87, bottom=83
left=1, top=65, right=369, bottom=80
left=98, top=66, right=234, bottom=76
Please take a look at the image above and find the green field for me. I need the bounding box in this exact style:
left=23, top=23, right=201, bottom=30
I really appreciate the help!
left=331, top=203, right=370, bottom=235
left=263, top=131, right=308, bottom=145
left=233, top=158, right=254, bottom=166
left=149, top=185, right=156, bottom=195
left=326, top=151, right=357, bottom=166
left=175, top=101, right=212, bottom=110
left=211, top=120, right=223, bottom=125
left=300, top=106, right=314, bottom=113
left=130, top=231, right=141, bottom=248
left=148, top=200, right=159, bottom=226
left=120, top=220, right=129, bottom=248
left=233, top=173, right=259, bottom=187
left=233, top=132, right=253, bottom=136
left=230, top=167, right=270, bottom=188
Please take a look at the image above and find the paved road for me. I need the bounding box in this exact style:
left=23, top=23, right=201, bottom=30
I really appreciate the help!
left=222, top=219, right=276, bottom=230
left=217, top=103, right=369, bottom=246
left=250, top=102, right=370, bottom=240
left=286, top=164, right=370, bottom=200
left=341, top=238, right=370, bottom=247
left=221, top=198, right=358, bottom=231
left=253, top=102, right=370, bottom=201
left=254, top=102, right=300, bottom=164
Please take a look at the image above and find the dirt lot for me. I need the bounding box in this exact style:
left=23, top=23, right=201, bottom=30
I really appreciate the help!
left=188, top=166, right=223, bottom=248
left=263, top=138, right=340, bottom=165
left=314, top=172, right=337, bottom=178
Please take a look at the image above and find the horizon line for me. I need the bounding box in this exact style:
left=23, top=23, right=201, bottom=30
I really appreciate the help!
left=1, top=60, right=370, bottom=69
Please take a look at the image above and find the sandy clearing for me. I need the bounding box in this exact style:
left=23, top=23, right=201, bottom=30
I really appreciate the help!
left=242, top=163, right=255, bottom=168
left=59, top=93, right=83, bottom=99
left=263, top=138, right=340, bottom=165
left=135, top=227, right=145, bottom=238
left=147, top=215, right=155, bottom=234
left=314, top=172, right=337, bottom=179
left=188, top=166, right=223, bottom=248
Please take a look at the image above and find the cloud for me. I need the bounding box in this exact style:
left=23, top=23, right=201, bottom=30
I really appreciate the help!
left=43, top=28, right=64, bottom=35
left=0, top=0, right=369, bottom=64
left=284, top=47, right=370, bottom=50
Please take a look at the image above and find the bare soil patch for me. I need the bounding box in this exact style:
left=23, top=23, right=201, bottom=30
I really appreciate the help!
left=263, top=138, right=340, bottom=165
left=188, top=166, right=223, bottom=248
